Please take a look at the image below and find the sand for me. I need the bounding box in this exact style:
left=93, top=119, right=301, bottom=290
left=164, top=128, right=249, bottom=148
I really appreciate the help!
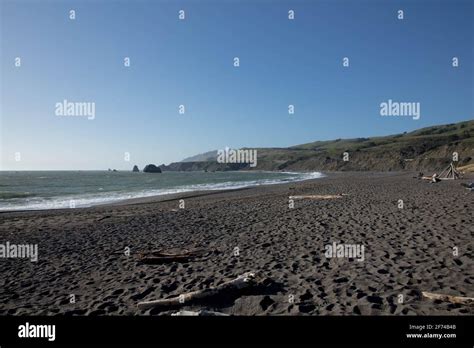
left=0, top=172, right=472, bottom=316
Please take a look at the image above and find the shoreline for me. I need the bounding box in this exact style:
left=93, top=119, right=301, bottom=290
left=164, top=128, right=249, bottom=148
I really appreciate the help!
left=0, top=171, right=326, bottom=214
left=0, top=186, right=258, bottom=215
left=0, top=171, right=400, bottom=214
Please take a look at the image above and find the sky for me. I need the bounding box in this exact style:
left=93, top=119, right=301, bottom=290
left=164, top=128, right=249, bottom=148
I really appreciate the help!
left=1, top=0, right=473, bottom=170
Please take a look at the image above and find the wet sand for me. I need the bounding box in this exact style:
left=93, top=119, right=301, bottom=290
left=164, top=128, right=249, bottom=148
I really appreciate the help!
left=0, top=172, right=472, bottom=316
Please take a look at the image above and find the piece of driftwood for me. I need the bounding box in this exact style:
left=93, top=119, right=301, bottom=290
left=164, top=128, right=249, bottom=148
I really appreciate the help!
left=171, top=310, right=230, bottom=316
left=137, top=248, right=207, bottom=264
left=289, top=194, right=346, bottom=200
left=138, top=272, right=257, bottom=310
left=422, top=174, right=440, bottom=183
left=422, top=291, right=473, bottom=305
left=438, top=162, right=461, bottom=180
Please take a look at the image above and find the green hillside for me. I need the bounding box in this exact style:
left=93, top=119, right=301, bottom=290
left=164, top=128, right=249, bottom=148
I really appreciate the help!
left=162, top=120, right=474, bottom=172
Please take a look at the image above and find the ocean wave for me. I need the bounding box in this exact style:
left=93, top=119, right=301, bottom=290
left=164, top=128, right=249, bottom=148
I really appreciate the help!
left=0, top=192, right=37, bottom=199
left=0, top=172, right=324, bottom=211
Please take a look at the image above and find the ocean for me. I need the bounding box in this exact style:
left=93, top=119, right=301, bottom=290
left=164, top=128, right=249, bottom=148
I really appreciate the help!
left=0, top=171, right=324, bottom=211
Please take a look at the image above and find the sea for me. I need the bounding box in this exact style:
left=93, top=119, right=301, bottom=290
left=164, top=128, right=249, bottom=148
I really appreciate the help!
left=0, top=171, right=324, bottom=211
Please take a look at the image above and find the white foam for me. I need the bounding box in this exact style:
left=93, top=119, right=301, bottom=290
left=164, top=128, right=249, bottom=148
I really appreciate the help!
left=0, top=172, right=324, bottom=211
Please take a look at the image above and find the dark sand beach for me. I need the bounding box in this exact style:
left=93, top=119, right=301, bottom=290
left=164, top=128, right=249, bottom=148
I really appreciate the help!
left=0, top=172, right=472, bottom=316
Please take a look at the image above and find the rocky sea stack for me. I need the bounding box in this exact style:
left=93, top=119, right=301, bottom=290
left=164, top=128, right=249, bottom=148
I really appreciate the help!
left=132, top=165, right=140, bottom=172
left=143, top=164, right=162, bottom=173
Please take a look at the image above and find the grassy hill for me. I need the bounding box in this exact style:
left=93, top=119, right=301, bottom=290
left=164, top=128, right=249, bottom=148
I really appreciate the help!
left=161, top=120, right=474, bottom=172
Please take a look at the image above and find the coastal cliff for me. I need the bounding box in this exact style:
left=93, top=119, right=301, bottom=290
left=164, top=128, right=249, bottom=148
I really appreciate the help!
left=159, top=121, right=473, bottom=172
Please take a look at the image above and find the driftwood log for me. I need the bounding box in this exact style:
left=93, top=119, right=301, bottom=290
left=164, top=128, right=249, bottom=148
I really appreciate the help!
left=422, top=174, right=441, bottom=183
left=422, top=291, right=473, bottom=305
left=289, top=194, right=346, bottom=200
left=137, top=248, right=207, bottom=264
left=138, top=272, right=257, bottom=310
left=171, top=310, right=230, bottom=316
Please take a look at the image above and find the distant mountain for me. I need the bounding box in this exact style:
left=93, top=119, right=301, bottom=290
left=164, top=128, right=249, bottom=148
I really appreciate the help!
left=181, top=150, right=217, bottom=162
left=161, top=120, right=474, bottom=172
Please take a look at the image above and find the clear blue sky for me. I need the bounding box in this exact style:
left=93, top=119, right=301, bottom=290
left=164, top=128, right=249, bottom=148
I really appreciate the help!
left=1, top=0, right=472, bottom=170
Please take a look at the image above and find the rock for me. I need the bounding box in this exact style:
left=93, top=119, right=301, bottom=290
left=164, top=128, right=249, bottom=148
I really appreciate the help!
left=143, top=164, right=162, bottom=173
left=132, top=165, right=140, bottom=172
